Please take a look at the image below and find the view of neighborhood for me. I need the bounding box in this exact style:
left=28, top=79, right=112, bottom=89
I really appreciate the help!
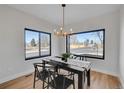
left=25, top=30, right=104, bottom=58
left=70, top=31, right=104, bottom=58
left=25, top=30, right=50, bottom=58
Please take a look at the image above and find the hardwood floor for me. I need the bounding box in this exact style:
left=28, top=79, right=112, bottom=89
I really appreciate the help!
left=0, top=70, right=121, bottom=89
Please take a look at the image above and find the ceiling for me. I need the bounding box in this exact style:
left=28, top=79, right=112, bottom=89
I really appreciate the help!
left=8, top=4, right=120, bottom=26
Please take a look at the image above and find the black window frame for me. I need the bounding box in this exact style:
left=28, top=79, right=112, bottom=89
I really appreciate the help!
left=66, top=29, right=105, bottom=60
left=24, top=28, right=51, bottom=60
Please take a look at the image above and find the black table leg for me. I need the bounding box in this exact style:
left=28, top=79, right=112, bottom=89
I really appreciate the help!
left=80, top=57, right=82, bottom=60
left=54, top=66, right=59, bottom=74
left=42, top=61, right=46, bottom=70
left=87, top=69, right=90, bottom=86
left=78, top=72, right=84, bottom=89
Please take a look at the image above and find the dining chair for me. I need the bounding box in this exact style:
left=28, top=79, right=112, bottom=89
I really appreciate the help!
left=53, top=56, right=76, bottom=89
left=49, top=71, right=75, bottom=89
left=33, top=63, right=56, bottom=89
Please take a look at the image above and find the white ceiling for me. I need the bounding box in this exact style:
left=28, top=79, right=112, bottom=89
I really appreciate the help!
left=8, top=4, right=120, bottom=26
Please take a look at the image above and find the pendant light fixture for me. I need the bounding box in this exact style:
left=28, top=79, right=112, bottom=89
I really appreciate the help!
left=54, top=4, right=73, bottom=37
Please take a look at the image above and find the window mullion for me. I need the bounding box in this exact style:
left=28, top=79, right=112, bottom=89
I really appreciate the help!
left=39, top=32, right=41, bottom=56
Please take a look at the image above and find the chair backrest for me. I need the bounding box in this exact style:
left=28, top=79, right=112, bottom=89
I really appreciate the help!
left=33, top=63, right=55, bottom=79
left=33, top=63, right=44, bottom=78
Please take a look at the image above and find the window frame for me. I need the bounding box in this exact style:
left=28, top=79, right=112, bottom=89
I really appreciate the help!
left=24, top=28, right=51, bottom=60
left=66, top=29, right=105, bottom=60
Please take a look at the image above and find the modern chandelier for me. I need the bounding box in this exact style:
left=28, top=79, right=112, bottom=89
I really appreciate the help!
left=54, top=4, right=73, bottom=37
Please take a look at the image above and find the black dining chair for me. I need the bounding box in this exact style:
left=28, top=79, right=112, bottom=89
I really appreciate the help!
left=33, top=63, right=56, bottom=89
left=49, top=71, right=75, bottom=89
left=53, top=56, right=76, bottom=89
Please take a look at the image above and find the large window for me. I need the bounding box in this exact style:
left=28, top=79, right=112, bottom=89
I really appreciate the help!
left=25, top=28, right=51, bottom=60
left=66, top=29, right=105, bottom=59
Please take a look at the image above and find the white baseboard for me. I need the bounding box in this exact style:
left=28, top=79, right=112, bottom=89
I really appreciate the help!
left=0, top=69, right=34, bottom=84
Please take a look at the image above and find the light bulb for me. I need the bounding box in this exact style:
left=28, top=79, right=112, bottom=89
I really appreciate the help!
left=60, top=27, right=63, bottom=31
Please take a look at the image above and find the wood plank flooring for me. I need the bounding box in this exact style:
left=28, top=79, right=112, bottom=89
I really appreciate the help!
left=0, top=70, right=121, bottom=89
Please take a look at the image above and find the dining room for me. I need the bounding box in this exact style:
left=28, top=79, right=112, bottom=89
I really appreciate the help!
left=0, top=4, right=124, bottom=89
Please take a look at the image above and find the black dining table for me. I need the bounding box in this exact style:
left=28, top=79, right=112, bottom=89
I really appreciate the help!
left=42, top=57, right=91, bottom=89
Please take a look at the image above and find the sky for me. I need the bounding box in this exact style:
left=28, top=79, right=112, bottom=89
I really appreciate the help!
left=26, top=31, right=39, bottom=43
left=72, top=31, right=103, bottom=44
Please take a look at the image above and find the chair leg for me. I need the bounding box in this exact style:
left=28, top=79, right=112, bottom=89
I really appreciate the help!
left=84, top=71, right=85, bottom=83
left=42, top=79, right=45, bottom=89
left=47, top=72, right=51, bottom=89
left=52, top=73, right=56, bottom=88
left=73, top=74, right=75, bottom=89
left=47, top=77, right=50, bottom=89
left=33, top=69, right=36, bottom=88
left=63, top=77, right=66, bottom=89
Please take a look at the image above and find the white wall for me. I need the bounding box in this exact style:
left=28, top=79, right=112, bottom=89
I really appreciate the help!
left=119, top=5, right=124, bottom=88
left=0, top=5, right=59, bottom=84
left=59, top=11, right=120, bottom=76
